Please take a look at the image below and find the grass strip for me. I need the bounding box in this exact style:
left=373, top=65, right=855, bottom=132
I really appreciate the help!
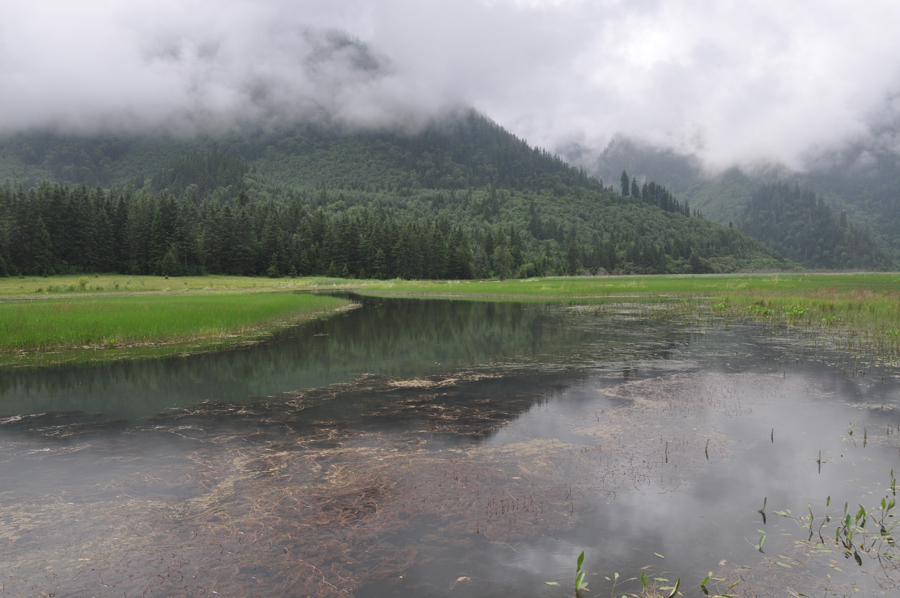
left=347, top=272, right=900, bottom=298
left=0, top=293, right=349, bottom=367
left=0, top=274, right=351, bottom=299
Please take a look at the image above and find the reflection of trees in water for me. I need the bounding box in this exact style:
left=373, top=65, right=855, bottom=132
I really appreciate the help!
left=0, top=299, right=553, bottom=419
left=4, top=307, right=900, bottom=597
left=0, top=367, right=708, bottom=598
left=0, top=298, right=698, bottom=422
left=1, top=367, right=585, bottom=447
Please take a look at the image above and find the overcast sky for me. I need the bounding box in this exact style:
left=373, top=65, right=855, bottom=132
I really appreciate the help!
left=2, top=0, right=900, bottom=170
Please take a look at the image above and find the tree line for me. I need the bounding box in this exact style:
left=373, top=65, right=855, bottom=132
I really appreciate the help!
left=620, top=170, right=692, bottom=216
left=0, top=179, right=782, bottom=280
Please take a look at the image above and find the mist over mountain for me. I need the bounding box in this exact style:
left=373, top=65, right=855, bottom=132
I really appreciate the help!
left=4, top=1, right=900, bottom=172
left=0, top=112, right=798, bottom=279
left=587, top=129, right=900, bottom=266
left=2, top=1, right=899, bottom=274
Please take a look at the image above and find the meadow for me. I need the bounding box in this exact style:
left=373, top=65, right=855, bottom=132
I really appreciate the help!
left=348, top=271, right=900, bottom=297
left=4, top=271, right=900, bottom=367
left=0, top=273, right=350, bottom=298
left=0, top=276, right=349, bottom=367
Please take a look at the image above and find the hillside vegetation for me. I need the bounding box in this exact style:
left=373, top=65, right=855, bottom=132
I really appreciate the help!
left=0, top=112, right=790, bottom=279
left=592, top=137, right=899, bottom=267
left=738, top=182, right=893, bottom=270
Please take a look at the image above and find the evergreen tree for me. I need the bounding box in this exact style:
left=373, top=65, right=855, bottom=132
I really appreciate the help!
left=266, top=252, right=280, bottom=278
left=373, top=248, right=388, bottom=279
left=32, top=216, right=55, bottom=276
left=566, top=239, right=580, bottom=275
left=148, top=207, right=166, bottom=275
left=160, top=250, right=179, bottom=277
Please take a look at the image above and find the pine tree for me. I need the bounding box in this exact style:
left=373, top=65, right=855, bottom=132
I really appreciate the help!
left=566, top=239, right=580, bottom=275
left=373, top=248, right=387, bottom=279
left=148, top=207, right=166, bottom=275
left=33, top=216, right=55, bottom=276
left=160, top=250, right=179, bottom=277
left=266, top=252, right=281, bottom=278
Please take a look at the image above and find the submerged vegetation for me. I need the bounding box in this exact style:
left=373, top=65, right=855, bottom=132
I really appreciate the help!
left=2, top=275, right=900, bottom=596
left=349, top=272, right=900, bottom=359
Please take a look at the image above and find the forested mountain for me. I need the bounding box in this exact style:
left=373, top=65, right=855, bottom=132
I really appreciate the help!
left=803, top=140, right=900, bottom=262
left=0, top=112, right=598, bottom=194
left=588, top=135, right=900, bottom=266
left=738, top=183, right=893, bottom=270
left=0, top=112, right=791, bottom=279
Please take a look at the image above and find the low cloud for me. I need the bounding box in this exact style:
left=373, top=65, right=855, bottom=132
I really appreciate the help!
left=2, top=0, right=900, bottom=169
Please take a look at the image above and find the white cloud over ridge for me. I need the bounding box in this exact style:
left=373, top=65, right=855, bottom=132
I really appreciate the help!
left=2, top=0, right=900, bottom=169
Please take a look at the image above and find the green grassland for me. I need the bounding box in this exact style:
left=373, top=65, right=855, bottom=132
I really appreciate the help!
left=347, top=272, right=900, bottom=297
left=0, top=276, right=350, bottom=367
left=0, top=274, right=354, bottom=298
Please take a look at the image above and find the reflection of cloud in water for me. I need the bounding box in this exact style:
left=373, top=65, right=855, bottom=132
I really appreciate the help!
left=1, top=311, right=900, bottom=596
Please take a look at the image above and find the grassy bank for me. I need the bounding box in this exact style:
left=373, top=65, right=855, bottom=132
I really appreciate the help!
left=347, top=272, right=900, bottom=298
left=0, top=273, right=353, bottom=299
left=0, top=290, right=349, bottom=368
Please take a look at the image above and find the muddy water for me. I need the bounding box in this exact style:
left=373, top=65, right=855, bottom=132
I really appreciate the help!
left=1, top=297, right=899, bottom=597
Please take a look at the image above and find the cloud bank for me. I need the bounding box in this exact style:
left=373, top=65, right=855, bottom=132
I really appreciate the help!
left=2, top=0, right=900, bottom=169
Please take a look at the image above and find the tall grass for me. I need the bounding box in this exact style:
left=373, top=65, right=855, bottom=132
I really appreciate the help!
left=352, top=272, right=900, bottom=298
left=0, top=274, right=350, bottom=298
left=0, top=293, right=347, bottom=351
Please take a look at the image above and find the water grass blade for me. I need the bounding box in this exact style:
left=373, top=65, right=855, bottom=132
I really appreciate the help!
left=664, top=578, right=681, bottom=598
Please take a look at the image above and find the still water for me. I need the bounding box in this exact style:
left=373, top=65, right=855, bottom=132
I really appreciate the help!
left=1, top=296, right=899, bottom=597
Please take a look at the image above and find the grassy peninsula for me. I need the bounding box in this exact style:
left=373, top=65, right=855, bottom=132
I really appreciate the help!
left=0, top=275, right=350, bottom=367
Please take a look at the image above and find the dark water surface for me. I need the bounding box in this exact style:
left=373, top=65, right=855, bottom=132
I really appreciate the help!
left=1, top=296, right=899, bottom=597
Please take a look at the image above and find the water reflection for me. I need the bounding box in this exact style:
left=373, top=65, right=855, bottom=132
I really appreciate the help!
left=0, top=299, right=693, bottom=422
left=0, top=298, right=554, bottom=419
left=0, top=299, right=898, bottom=597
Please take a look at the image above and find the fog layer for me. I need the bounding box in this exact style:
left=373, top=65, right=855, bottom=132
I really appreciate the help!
left=3, top=0, right=900, bottom=169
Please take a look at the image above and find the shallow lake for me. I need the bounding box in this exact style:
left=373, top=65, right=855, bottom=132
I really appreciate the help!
left=1, top=295, right=899, bottom=597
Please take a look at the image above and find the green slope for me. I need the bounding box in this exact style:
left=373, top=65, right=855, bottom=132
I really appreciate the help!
left=738, top=182, right=893, bottom=270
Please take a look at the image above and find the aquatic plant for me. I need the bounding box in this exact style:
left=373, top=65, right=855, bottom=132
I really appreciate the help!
left=700, top=573, right=741, bottom=597
left=545, top=551, right=588, bottom=595
left=783, top=305, right=806, bottom=318
left=547, top=553, right=684, bottom=598
left=0, top=292, right=349, bottom=366
left=771, top=470, right=900, bottom=582
left=575, top=551, right=589, bottom=595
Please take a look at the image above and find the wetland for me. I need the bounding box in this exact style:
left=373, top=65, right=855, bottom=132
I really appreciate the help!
left=1, top=294, right=900, bottom=597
